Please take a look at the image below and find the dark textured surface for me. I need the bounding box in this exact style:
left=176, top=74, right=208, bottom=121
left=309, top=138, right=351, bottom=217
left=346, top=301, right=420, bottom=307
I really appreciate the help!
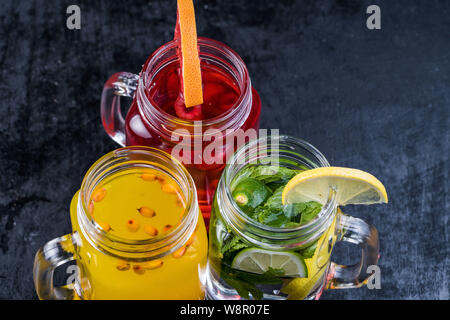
left=0, top=0, right=448, bottom=299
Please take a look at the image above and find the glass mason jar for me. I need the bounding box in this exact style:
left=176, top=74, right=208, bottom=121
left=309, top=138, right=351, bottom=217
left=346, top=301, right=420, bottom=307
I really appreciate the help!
left=100, top=37, right=261, bottom=224
left=33, top=147, right=208, bottom=300
left=206, top=136, right=380, bottom=300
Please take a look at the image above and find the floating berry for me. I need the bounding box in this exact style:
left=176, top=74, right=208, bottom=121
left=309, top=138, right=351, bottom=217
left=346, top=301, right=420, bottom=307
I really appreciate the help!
left=97, top=222, right=111, bottom=232
left=143, top=260, right=164, bottom=270
left=174, top=94, right=203, bottom=120
left=138, top=207, right=155, bottom=218
left=133, top=265, right=145, bottom=275
left=92, top=188, right=107, bottom=202
left=141, top=173, right=157, bottom=181
left=126, top=219, right=140, bottom=232
left=176, top=195, right=184, bottom=207
left=144, top=225, right=158, bottom=236
left=156, top=176, right=166, bottom=185
left=186, top=232, right=196, bottom=246
left=172, top=246, right=186, bottom=258
left=88, top=201, right=95, bottom=215
left=116, top=261, right=130, bottom=271
left=161, top=183, right=178, bottom=194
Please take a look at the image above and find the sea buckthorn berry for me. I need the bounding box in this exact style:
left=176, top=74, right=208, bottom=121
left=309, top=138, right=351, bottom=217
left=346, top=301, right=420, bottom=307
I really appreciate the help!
left=186, top=232, right=196, bottom=246
left=176, top=196, right=184, bottom=207
left=144, top=225, right=158, bottom=236
left=126, top=219, right=140, bottom=232
left=156, top=176, right=165, bottom=185
left=133, top=265, right=145, bottom=275
left=88, top=201, right=95, bottom=215
left=143, top=260, right=164, bottom=270
left=162, top=224, right=173, bottom=233
left=116, top=261, right=130, bottom=271
left=172, top=246, right=186, bottom=258
left=141, top=173, right=157, bottom=181
left=138, top=207, right=155, bottom=218
left=161, top=183, right=178, bottom=194
left=92, top=188, right=107, bottom=202
left=97, top=222, right=111, bottom=232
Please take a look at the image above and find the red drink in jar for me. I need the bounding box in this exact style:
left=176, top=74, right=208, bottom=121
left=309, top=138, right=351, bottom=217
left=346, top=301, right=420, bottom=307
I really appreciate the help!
left=101, top=38, right=261, bottom=225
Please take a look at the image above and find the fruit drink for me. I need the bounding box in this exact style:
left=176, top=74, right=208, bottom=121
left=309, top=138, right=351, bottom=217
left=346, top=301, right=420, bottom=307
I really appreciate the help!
left=69, top=168, right=208, bottom=300
left=101, top=1, right=261, bottom=223
left=208, top=164, right=337, bottom=300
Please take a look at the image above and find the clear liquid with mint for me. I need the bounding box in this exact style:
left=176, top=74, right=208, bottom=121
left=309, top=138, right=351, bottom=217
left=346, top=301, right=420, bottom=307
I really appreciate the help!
left=206, top=162, right=338, bottom=300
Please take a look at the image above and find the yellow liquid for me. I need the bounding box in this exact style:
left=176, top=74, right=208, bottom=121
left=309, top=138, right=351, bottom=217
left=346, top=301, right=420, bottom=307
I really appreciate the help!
left=69, top=168, right=208, bottom=300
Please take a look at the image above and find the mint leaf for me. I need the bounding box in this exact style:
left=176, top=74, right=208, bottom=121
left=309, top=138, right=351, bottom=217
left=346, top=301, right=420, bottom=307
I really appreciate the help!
left=234, top=267, right=285, bottom=287
left=255, top=207, right=287, bottom=227
left=249, top=166, right=299, bottom=184
left=282, top=203, right=304, bottom=220
left=264, top=267, right=285, bottom=278
left=299, top=201, right=323, bottom=224
left=232, top=165, right=323, bottom=228
left=220, top=236, right=240, bottom=255
left=284, top=221, right=302, bottom=228
left=221, top=264, right=285, bottom=300
left=221, top=274, right=263, bottom=300
left=254, top=186, right=290, bottom=227
left=232, top=165, right=300, bottom=189
left=263, top=186, right=284, bottom=210
left=298, top=241, right=318, bottom=259
left=228, top=241, right=248, bottom=254
left=220, top=235, right=249, bottom=255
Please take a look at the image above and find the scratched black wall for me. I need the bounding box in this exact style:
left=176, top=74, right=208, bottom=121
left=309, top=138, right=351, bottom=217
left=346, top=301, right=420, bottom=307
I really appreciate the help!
left=0, top=0, right=448, bottom=299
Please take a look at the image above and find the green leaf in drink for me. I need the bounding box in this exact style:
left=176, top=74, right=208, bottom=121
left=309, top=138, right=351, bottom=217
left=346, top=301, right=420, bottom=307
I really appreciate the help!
left=232, top=178, right=271, bottom=214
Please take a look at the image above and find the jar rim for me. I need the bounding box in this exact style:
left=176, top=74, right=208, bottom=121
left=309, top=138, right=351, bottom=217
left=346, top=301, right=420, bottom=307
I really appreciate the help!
left=219, top=135, right=337, bottom=247
left=77, top=146, right=198, bottom=259
left=135, top=37, right=253, bottom=138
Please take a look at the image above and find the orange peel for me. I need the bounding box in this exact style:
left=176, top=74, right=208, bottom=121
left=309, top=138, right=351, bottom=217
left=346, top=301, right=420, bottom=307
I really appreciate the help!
left=175, top=0, right=203, bottom=108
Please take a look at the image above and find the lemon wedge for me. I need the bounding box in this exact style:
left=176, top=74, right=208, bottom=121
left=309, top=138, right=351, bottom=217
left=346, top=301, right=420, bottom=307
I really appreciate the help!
left=282, top=167, right=388, bottom=206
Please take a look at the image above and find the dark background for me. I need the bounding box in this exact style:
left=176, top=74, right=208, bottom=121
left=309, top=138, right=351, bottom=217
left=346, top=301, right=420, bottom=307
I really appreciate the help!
left=0, top=0, right=448, bottom=299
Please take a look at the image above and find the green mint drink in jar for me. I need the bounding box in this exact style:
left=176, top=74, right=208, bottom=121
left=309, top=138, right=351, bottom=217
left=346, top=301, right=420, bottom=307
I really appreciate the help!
left=205, top=135, right=387, bottom=300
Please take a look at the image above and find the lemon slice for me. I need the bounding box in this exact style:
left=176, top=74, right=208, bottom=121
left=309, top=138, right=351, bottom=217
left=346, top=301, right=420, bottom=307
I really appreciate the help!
left=282, top=167, right=388, bottom=206
left=231, top=248, right=308, bottom=278
left=281, top=214, right=338, bottom=300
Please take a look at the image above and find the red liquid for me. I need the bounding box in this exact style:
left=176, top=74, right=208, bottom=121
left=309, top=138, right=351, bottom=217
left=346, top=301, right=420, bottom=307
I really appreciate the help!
left=149, top=62, right=241, bottom=120
left=124, top=60, right=261, bottom=225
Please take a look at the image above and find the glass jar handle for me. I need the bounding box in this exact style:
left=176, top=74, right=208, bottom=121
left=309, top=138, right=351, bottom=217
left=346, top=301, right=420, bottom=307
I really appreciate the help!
left=100, top=72, right=139, bottom=146
left=328, top=212, right=380, bottom=289
left=33, top=233, right=79, bottom=300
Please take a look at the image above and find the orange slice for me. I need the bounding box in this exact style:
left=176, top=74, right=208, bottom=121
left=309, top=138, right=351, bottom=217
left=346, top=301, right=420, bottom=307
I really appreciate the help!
left=175, top=0, right=203, bottom=108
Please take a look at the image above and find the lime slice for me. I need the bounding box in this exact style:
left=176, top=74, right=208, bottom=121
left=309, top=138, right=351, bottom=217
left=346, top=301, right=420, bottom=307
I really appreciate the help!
left=231, top=248, right=308, bottom=277
left=282, top=167, right=388, bottom=206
